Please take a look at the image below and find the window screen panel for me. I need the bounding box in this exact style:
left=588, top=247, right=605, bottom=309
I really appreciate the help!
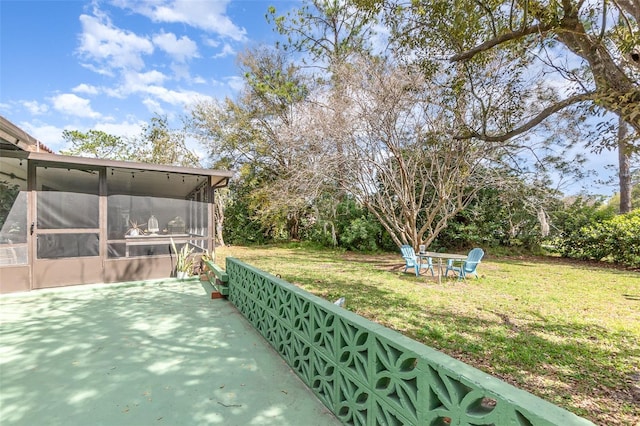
left=37, top=233, right=99, bottom=259
left=0, top=157, right=28, bottom=265
left=36, top=167, right=99, bottom=229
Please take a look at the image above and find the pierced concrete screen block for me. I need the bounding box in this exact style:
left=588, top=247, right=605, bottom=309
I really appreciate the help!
left=226, top=258, right=594, bottom=426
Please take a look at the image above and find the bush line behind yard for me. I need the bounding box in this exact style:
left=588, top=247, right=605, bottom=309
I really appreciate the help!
left=555, top=208, right=640, bottom=268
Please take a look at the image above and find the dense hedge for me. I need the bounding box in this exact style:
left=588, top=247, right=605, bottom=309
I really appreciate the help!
left=556, top=208, right=640, bottom=267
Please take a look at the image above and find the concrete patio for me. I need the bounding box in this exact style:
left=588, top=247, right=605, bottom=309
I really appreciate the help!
left=0, top=279, right=339, bottom=425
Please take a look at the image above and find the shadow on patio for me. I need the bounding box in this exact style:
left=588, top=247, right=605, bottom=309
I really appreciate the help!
left=0, top=279, right=339, bottom=425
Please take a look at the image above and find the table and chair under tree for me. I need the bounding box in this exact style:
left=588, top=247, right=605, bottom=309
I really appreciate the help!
left=401, top=245, right=485, bottom=283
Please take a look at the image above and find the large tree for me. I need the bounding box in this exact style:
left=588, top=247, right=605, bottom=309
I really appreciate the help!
left=61, top=129, right=133, bottom=160
left=262, top=0, right=574, bottom=249
left=268, top=0, right=377, bottom=71
left=357, top=0, right=639, bottom=211
left=328, top=55, right=519, bottom=249
left=267, top=0, right=376, bottom=210
left=61, top=115, right=199, bottom=168
left=190, top=47, right=316, bottom=240
left=137, top=114, right=199, bottom=167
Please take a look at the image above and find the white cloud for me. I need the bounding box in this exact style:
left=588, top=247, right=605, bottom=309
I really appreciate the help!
left=106, top=70, right=212, bottom=107
left=203, top=38, right=220, bottom=48
left=72, top=83, right=100, bottom=95
left=124, top=70, right=168, bottom=88
left=50, top=93, right=102, bottom=119
left=21, top=100, right=49, bottom=115
left=78, top=62, right=115, bottom=77
left=77, top=13, right=154, bottom=71
left=142, top=97, right=164, bottom=114
left=102, top=70, right=167, bottom=99
left=142, top=85, right=212, bottom=106
left=152, top=32, right=199, bottom=62
left=94, top=120, right=147, bottom=139
left=102, top=86, right=127, bottom=100
left=226, top=76, right=245, bottom=92
left=21, top=122, right=66, bottom=152
left=112, top=0, right=247, bottom=41
left=213, top=43, right=235, bottom=59
left=170, top=63, right=191, bottom=81
left=103, top=69, right=214, bottom=109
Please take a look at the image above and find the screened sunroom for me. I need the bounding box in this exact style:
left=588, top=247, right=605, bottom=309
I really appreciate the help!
left=0, top=116, right=231, bottom=293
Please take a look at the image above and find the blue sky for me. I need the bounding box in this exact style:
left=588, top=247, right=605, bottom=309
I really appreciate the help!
left=0, top=0, right=294, bottom=155
left=0, top=0, right=621, bottom=196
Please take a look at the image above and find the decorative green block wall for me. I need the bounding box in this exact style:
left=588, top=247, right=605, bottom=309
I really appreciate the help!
left=226, top=258, right=594, bottom=426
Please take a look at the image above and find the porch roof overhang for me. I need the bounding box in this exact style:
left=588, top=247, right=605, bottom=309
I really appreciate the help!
left=25, top=151, right=233, bottom=189
left=0, top=115, right=54, bottom=153
left=1, top=115, right=232, bottom=189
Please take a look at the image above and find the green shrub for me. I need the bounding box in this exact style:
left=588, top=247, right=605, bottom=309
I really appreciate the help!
left=223, top=185, right=269, bottom=245
left=551, top=196, right=615, bottom=258
left=304, top=197, right=389, bottom=252
left=559, top=208, right=640, bottom=267
left=340, top=217, right=382, bottom=252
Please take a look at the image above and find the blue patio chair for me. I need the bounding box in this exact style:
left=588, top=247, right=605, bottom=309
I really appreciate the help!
left=445, top=248, right=484, bottom=280
left=400, top=245, right=434, bottom=277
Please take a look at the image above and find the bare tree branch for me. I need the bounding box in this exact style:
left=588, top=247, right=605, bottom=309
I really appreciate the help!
left=324, top=56, right=511, bottom=249
left=455, top=92, right=596, bottom=141
left=450, top=23, right=551, bottom=62
left=613, top=0, right=640, bottom=22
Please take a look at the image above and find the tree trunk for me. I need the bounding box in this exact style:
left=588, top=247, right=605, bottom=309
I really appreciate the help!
left=288, top=213, right=300, bottom=240
left=618, top=119, right=632, bottom=214
left=554, top=10, right=640, bottom=134
left=215, top=194, right=225, bottom=247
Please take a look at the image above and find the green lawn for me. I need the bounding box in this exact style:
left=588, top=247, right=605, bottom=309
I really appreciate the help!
left=214, top=244, right=640, bottom=426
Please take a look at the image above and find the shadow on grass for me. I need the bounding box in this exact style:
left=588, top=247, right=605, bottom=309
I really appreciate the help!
left=495, top=256, right=639, bottom=274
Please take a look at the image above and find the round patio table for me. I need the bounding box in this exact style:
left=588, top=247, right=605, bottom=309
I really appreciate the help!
left=418, top=251, right=468, bottom=284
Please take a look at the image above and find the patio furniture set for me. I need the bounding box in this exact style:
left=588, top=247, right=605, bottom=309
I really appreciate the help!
left=401, top=245, right=485, bottom=283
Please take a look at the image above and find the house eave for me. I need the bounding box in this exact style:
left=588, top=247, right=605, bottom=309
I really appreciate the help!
left=26, top=151, right=233, bottom=188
